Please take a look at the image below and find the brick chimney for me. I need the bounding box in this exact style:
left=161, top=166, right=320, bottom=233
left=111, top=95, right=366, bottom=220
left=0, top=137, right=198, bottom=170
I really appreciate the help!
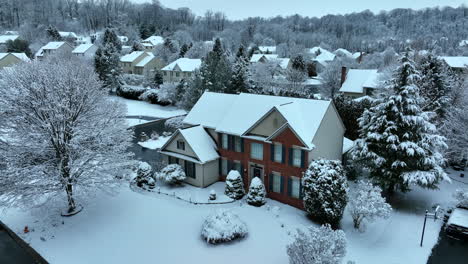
left=340, top=66, right=347, bottom=86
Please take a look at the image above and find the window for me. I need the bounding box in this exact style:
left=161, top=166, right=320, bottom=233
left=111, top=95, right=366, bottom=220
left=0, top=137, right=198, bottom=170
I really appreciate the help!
left=177, top=140, right=185, bottom=150
left=272, top=172, right=282, bottom=193
left=292, top=148, right=302, bottom=167
left=234, top=137, right=242, bottom=152
left=221, top=159, right=228, bottom=175
left=176, top=72, right=180, bottom=77
left=164, top=71, right=167, bottom=76
left=184, top=160, right=196, bottom=178
left=274, top=144, right=282, bottom=163
left=233, top=161, right=242, bottom=175
left=250, top=143, right=263, bottom=160
left=290, top=176, right=300, bottom=198
left=221, top=134, right=228, bottom=149
left=169, top=156, right=179, bottom=164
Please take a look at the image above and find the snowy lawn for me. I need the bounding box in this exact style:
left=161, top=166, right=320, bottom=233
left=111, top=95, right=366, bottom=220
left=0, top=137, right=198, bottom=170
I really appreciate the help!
left=1, top=170, right=464, bottom=264
left=110, top=95, right=186, bottom=118
left=137, top=136, right=170, bottom=150
left=126, top=118, right=154, bottom=127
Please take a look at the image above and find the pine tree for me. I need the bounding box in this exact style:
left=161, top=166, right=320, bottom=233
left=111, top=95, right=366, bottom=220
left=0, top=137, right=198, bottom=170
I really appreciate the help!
left=6, top=39, right=32, bottom=58
left=179, top=43, right=190, bottom=58
left=46, top=25, right=62, bottom=41
left=302, top=159, right=348, bottom=227
left=224, top=170, right=245, bottom=200
left=228, top=45, right=250, bottom=94
left=353, top=52, right=447, bottom=193
left=175, top=79, right=186, bottom=102
left=200, top=38, right=232, bottom=93
left=153, top=70, right=164, bottom=88
left=139, top=24, right=151, bottom=40
left=94, top=44, right=122, bottom=91
left=131, top=41, right=144, bottom=52
left=291, top=55, right=306, bottom=72
left=103, top=28, right=122, bottom=52
left=247, top=177, right=266, bottom=206
left=180, top=70, right=205, bottom=110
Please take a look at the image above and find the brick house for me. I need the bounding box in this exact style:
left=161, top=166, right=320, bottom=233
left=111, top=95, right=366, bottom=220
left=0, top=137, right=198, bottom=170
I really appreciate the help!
left=159, top=92, right=345, bottom=209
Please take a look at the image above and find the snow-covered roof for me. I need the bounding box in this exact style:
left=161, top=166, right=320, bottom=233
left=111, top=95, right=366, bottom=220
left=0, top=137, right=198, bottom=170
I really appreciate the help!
left=315, top=50, right=336, bottom=63
left=161, top=58, right=202, bottom=72
left=339, top=69, right=380, bottom=94
left=118, top=36, right=128, bottom=43
left=135, top=53, right=155, bottom=67
left=258, top=46, right=276, bottom=53
left=250, top=54, right=279, bottom=63
left=335, top=48, right=353, bottom=57
left=143, top=36, right=164, bottom=46
left=160, top=125, right=219, bottom=164
left=4, top=31, right=18, bottom=35
left=72, top=44, right=95, bottom=54
left=278, top=58, right=290, bottom=69
left=441, top=56, right=468, bottom=69
left=120, top=51, right=145, bottom=63
left=42, top=41, right=67, bottom=50
left=459, top=40, right=468, bottom=47
left=0, top=52, right=30, bottom=62
left=184, top=92, right=333, bottom=150
left=352, top=52, right=362, bottom=59
left=0, top=35, right=18, bottom=44
left=447, top=208, right=468, bottom=229
left=59, top=31, right=77, bottom=39
left=343, top=137, right=354, bottom=154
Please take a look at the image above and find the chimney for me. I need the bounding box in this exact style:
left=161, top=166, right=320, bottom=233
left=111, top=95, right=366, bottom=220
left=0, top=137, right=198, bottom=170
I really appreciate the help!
left=340, top=66, right=347, bottom=86
left=358, top=52, right=364, bottom=64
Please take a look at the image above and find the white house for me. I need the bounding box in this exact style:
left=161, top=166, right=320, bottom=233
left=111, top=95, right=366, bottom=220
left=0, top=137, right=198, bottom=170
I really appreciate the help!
left=35, top=41, right=74, bottom=60
left=0, top=53, right=30, bottom=68
left=441, top=56, right=468, bottom=74
left=72, top=44, right=98, bottom=59
left=258, top=46, right=277, bottom=54
left=161, top=58, right=202, bottom=83
left=0, top=35, right=19, bottom=46
left=59, top=32, right=78, bottom=41
left=309, top=47, right=336, bottom=72
left=339, top=68, right=383, bottom=97
left=141, top=36, right=164, bottom=51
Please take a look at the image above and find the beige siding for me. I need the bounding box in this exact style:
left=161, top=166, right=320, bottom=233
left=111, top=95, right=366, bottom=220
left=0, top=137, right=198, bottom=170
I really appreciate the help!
left=161, top=154, right=219, bottom=188
left=0, top=54, right=22, bottom=68
left=165, top=133, right=198, bottom=159
left=341, top=91, right=364, bottom=98
left=309, top=104, right=345, bottom=162
left=206, top=128, right=218, bottom=144
left=248, top=110, right=287, bottom=137
left=162, top=70, right=193, bottom=83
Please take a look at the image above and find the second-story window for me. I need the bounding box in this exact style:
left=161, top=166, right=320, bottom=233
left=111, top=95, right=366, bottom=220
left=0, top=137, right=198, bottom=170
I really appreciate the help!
left=292, top=148, right=302, bottom=167
left=221, top=134, right=228, bottom=149
left=250, top=142, right=263, bottom=160
left=234, top=137, right=242, bottom=152
left=274, top=144, right=282, bottom=163
left=177, top=140, right=185, bottom=150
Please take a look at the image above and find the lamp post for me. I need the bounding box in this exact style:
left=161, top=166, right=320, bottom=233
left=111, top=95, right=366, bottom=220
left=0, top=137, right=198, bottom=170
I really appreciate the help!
left=420, top=206, right=440, bottom=247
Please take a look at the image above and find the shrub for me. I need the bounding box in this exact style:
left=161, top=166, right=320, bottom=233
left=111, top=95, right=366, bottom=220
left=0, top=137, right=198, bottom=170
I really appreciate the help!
left=139, top=88, right=159, bottom=104
left=302, top=159, right=348, bottom=227
left=454, top=189, right=468, bottom=209
left=247, top=177, right=266, bottom=206
left=157, top=164, right=186, bottom=185
left=165, top=116, right=185, bottom=130
left=209, top=190, right=216, bottom=201
left=225, top=170, right=245, bottom=200
left=157, top=83, right=177, bottom=105
left=122, top=74, right=145, bottom=86
left=135, top=162, right=155, bottom=189
left=116, top=85, right=147, bottom=100
left=201, top=209, right=248, bottom=244
left=287, top=224, right=347, bottom=264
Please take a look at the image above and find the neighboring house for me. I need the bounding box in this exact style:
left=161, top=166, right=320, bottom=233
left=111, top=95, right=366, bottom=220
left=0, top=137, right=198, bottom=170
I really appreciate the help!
left=0, top=34, right=19, bottom=46
left=35, top=41, right=73, bottom=60
left=339, top=68, right=382, bottom=98
left=59, top=31, right=78, bottom=42
left=161, top=58, right=202, bottom=83
left=120, top=51, right=164, bottom=77
left=250, top=54, right=279, bottom=63
left=0, top=53, right=30, bottom=68
left=441, top=56, right=468, bottom=74
left=334, top=48, right=353, bottom=58
left=309, top=47, right=336, bottom=72
left=159, top=92, right=345, bottom=209
left=141, top=36, right=164, bottom=51
left=459, top=40, right=468, bottom=47
left=72, top=43, right=98, bottom=59
left=258, top=46, right=277, bottom=54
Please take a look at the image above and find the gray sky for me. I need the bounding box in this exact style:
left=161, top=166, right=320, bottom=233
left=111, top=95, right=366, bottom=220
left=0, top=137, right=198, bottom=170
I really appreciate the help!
left=133, top=0, right=466, bottom=20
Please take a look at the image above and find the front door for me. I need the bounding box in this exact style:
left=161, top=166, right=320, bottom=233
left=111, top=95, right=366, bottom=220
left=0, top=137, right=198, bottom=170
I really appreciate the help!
left=250, top=164, right=264, bottom=183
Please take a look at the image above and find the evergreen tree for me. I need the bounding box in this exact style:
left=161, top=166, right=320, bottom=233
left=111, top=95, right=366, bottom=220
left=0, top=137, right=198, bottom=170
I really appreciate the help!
left=353, top=52, right=447, bottom=193
left=291, top=55, right=306, bottom=72
left=179, top=43, right=190, bottom=58
left=302, top=159, right=348, bottom=227
left=224, top=170, right=245, bottom=200
left=153, top=70, right=164, bottom=88
left=180, top=70, right=205, bottom=110
left=247, top=177, right=266, bottom=206
left=94, top=44, right=122, bottom=91
left=46, top=25, right=62, bottom=41
left=139, top=24, right=151, bottom=40
left=200, top=38, right=232, bottom=93
left=6, top=39, right=32, bottom=58
left=103, top=28, right=122, bottom=52
left=131, top=41, right=144, bottom=52
left=175, top=79, right=186, bottom=102
left=227, top=45, right=250, bottom=94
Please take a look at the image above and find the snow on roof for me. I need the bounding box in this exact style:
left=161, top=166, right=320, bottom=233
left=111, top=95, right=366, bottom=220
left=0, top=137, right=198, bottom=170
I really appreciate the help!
left=59, top=32, right=77, bottom=38
left=0, top=35, right=18, bottom=44
left=11, top=53, right=30, bottom=62
left=258, top=46, right=276, bottom=53
left=4, top=31, right=18, bottom=35
left=120, top=51, right=145, bottom=63
left=250, top=54, right=279, bottom=63
left=161, top=58, right=202, bottom=72
left=315, top=50, right=336, bottom=63
left=447, top=208, right=468, bottom=229
left=0, top=53, right=8, bottom=60
left=278, top=58, right=290, bottom=69
left=135, top=53, right=155, bottom=67
left=72, top=44, right=95, bottom=54
left=42, top=41, right=66, bottom=50
left=339, top=69, right=380, bottom=94
left=143, top=36, right=164, bottom=46
left=441, top=56, right=468, bottom=69
left=343, top=137, right=354, bottom=154
left=178, top=126, right=219, bottom=163
left=185, top=92, right=332, bottom=150
left=118, top=36, right=128, bottom=43
left=459, top=40, right=468, bottom=47
left=335, top=48, right=353, bottom=57
left=352, top=52, right=362, bottom=59
left=303, top=78, right=322, bottom=86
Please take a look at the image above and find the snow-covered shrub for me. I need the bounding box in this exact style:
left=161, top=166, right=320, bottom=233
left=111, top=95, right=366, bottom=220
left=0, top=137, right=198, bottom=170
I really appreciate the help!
left=122, top=74, right=145, bottom=86
left=162, top=131, right=172, bottom=137
left=157, top=164, right=186, bottom=185
left=454, top=189, right=468, bottom=209
left=135, top=162, right=155, bottom=189
left=139, top=88, right=159, bottom=104
left=201, top=209, right=248, bottom=244
left=140, top=132, right=149, bottom=142
left=287, top=224, right=347, bottom=264
left=165, top=116, right=185, bottom=130
left=116, top=85, right=147, bottom=100
left=209, top=190, right=216, bottom=201
left=157, top=83, right=177, bottom=105
left=224, top=170, right=245, bottom=200
left=349, top=180, right=392, bottom=231
left=247, top=177, right=266, bottom=206
left=302, top=159, right=348, bottom=227
left=150, top=131, right=159, bottom=140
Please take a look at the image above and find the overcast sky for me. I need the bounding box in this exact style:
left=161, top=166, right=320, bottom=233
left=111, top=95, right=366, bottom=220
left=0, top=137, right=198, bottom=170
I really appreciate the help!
left=132, top=0, right=466, bottom=20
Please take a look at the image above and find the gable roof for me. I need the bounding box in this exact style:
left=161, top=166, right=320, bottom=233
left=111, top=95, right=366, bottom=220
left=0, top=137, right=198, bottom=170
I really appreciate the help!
left=143, top=36, right=164, bottom=46
left=120, top=51, right=145, bottom=63
left=250, top=54, right=279, bottom=63
left=160, top=125, right=219, bottom=164
left=135, top=53, right=155, bottom=67
left=42, top=41, right=66, bottom=50
left=184, top=92, right=333, bottom=150
left=441, top=56, right=468, bottom=69
left=161, top=58, right=202, bottom=72
left=309, top=47, right=336, bottom=63
left=277, top=58, right=290, bottom=69
left=258, top=46, right=276, bottom=53
left=72, top=44, right=95, bottom=54
left=10, top=53, right=30, bottom=62
left=334, top=48, right=353, bottom=57
left=59, top=32, right=77, bottom=38
left=0, top=35, right=18, bottom=44
left=339, top=69, right=380, bottom=94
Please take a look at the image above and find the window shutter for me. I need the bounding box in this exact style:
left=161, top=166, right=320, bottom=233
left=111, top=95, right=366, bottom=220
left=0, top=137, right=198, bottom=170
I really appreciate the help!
left=282, top=145, right=286, bottom=163
left=218, top=159, right=222, bottom=175
left=301, top=150, right=306, bottom=168
left=240, top=138, right=244, bottom=152
left=176, top=141, right=179, bottom=149
left=270, top=144, right=274, bottom=161
left=288, top=148, right=293, bottom=166
left=299, top=179, right=303, bottom=199
left=287, top=177, right=292, bottom=197
left=280, top=176, right=284, bottom=194
left=184, top=160, right=188, bottom=175
left=240, top=163, right=244, bottom=176
left=192, top=163, right=196, bottom=179
left=269, top=173, right=273, bottom=192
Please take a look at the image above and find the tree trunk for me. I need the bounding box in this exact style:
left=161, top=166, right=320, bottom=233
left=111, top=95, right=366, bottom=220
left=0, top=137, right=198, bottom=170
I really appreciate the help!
left=65, top=183, right=76, bottom=213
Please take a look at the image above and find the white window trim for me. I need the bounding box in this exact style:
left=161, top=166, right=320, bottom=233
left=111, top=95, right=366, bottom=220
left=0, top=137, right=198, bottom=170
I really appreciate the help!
left=274, top=143, right=282, bottom=163
left=250, top=142, right=263, bottom=160
left=290, top=176, right=300, bottom=199
left=292, top=147, right=301, bottom=167
left=272, top=172, right=281, bottom=193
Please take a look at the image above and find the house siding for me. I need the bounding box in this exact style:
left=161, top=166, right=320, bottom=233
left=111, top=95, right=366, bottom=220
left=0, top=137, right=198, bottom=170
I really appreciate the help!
left=248, top=110, right=287, bottom=137
left=0, top=54, right=22, bottom=68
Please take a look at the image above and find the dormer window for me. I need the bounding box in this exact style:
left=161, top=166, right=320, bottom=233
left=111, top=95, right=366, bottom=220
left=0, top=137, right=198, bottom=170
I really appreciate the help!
left=177, top=140, right=185, bottom=150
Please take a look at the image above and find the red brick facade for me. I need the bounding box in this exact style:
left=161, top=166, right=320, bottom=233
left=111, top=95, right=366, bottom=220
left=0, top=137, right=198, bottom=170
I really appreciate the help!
left=218, top=127, right=308, bottom=210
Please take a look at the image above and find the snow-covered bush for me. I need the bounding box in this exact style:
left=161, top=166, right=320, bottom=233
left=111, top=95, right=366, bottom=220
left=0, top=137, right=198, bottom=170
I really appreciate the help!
left=247, top=177, right=266, bottom=206
left=140, top=132, right=149, bottom=142
left=135, top=162, right=155, bottom=189
left=201, top=209, right=248, bottom=244
left=150, top=132, right=159, bottom=140
left=209, top=190, right=216, bottom=201
left=116, top=85, right=147, bottom=100
left=139, top=88, right=159, bottom=104
left=122, top=74, right=145, bottom=86
left=349, top=180, right=392, bottom=231
left=224, top=170, right=245, bottom=200
left=302, top=159, right=348, bottom=227
left=157, top=83, right=177, bottom=105
left=287, top=224, right=347, bottom=264
left=162, top=131, right=172, bottom=137
left=454, top=189, right=468, bottom=209
left=157, top=164, right=186, bottom=185
left=165, top=116, right=185, bottom=130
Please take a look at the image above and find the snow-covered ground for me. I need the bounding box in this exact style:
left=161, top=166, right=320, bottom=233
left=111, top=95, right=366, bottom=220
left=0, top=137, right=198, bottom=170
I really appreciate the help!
left=126, top=118, right=154, bottom=127
left=110, top=95, right=186, bottom=119
left=0, top=170, right=463, bottom=264
left=137, top=136, right=170, bottom=150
